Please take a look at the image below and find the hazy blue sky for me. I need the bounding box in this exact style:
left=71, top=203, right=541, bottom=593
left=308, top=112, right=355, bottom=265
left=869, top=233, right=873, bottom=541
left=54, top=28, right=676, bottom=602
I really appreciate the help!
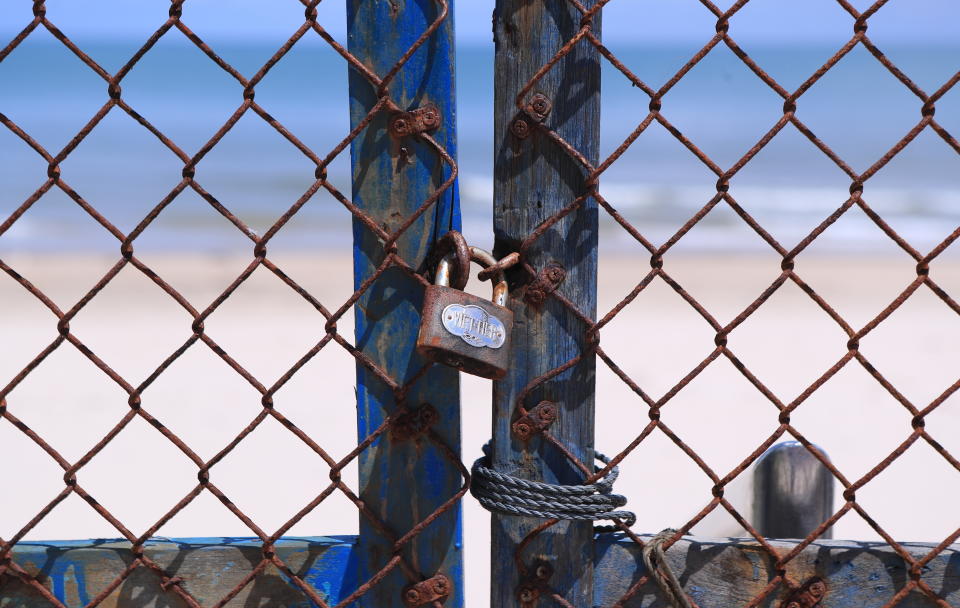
left=2, top=0, right=957, bottom=46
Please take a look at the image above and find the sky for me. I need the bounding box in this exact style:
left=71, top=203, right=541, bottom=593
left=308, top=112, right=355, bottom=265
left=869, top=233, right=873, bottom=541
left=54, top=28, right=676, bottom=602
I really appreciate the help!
left=1, top=0, right=958, bottom=47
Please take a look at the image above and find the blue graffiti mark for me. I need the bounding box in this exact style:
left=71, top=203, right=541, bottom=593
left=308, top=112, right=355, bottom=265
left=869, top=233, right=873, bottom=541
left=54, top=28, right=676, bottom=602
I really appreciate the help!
left=12, top=536, right=357, bottom=606
left=48, top=556, right=91, bottom=606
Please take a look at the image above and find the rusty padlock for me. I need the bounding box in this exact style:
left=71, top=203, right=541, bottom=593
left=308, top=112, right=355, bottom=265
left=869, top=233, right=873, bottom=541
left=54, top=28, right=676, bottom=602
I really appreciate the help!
left=417, top=247, right=513, bottom=379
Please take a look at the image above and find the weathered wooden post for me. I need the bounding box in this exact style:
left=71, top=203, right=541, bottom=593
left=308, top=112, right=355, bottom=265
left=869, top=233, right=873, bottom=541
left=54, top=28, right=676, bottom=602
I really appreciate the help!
left=347, top=1, right=463, bottom=606
left=491, top=1, right=602, bottom=606
left=754, top=442, right=834, bottom=539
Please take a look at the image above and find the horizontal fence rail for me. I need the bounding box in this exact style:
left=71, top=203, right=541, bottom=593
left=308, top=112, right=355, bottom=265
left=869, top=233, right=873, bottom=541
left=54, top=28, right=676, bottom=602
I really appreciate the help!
left=5, top=535, right=960, bottom=607
left=594, top=536, right=960, bottom=608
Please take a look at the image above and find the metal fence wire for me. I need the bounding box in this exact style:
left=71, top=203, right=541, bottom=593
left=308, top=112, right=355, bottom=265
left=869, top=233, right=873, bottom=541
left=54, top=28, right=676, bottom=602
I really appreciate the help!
left=509, top=0, right=960, bottom=607
left=4, top=0, right=960, bottom=607
left=0, top=1, right=466, bottom=607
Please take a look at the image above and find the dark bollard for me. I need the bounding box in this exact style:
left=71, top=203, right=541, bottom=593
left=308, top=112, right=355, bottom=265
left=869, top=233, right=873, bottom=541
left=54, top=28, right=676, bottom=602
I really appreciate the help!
left=753, top=441, right=834, bottom=539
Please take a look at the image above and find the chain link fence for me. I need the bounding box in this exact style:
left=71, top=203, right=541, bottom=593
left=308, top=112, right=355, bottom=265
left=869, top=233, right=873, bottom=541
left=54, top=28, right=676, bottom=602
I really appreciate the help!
left=4, top=1, right=960, bottom=607
left=508, top=0, right=960, bottom=606
left=0, top=1, right=466, bottom=606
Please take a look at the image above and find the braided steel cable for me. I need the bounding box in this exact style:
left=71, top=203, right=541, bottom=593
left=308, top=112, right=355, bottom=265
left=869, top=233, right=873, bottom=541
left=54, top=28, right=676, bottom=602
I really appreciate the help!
left=471, top=444, right=636, bottom=531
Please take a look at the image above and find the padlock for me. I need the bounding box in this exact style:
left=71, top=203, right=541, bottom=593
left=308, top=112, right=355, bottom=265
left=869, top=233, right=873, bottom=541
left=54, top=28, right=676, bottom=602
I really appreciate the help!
left=417, top=247, right=513, bottom=379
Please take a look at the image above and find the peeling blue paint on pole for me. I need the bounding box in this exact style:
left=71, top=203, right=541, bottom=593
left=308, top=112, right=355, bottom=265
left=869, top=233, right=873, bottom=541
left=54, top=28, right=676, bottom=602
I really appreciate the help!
left=346, top=1, right=463, bottom=607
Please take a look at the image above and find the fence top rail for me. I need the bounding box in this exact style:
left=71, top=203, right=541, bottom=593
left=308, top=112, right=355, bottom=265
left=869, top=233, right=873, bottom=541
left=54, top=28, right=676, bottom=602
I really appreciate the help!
left=8, top=534, right=957, bottom=608
left=6, top=536, right=357, bottom=607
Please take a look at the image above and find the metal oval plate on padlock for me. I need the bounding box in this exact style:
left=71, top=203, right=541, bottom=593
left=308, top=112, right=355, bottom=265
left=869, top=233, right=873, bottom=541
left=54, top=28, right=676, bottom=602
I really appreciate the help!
left=441, top=303, right=506, bottom=349
left=417, top=244, right=514, bottom=379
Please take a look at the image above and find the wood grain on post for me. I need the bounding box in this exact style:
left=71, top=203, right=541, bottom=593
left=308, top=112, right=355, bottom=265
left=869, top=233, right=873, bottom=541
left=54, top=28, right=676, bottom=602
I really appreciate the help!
left=491, top=1, right=602, bottom=606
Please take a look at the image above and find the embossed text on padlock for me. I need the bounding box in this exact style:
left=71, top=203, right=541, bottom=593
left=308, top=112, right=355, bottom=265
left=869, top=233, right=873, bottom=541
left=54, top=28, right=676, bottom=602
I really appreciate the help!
left=417, top=247, right=513, bottom=379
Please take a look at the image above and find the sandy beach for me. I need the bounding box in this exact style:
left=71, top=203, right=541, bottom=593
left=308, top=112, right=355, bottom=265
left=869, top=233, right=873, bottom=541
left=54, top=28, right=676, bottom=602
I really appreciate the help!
left=2, top=251, right=958, bottom=602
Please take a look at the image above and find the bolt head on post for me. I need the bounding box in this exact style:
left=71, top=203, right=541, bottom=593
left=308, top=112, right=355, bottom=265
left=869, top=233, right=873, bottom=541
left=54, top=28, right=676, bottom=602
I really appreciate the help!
left=525, top=93, right=553, bottom=122
left=390, top=105, right=442, bottom=139
left=545, top=266, right=564, bottom=283
left=421, top=108, right=439, bottom=129
left=517, top=585, right=539, bottom=604
left=534, top=561, right=553, bottom=580
left=401, top=573, right=452, bottom=606
left=390, top=116, right=412, bottom=137
left=809, top=582, right=825, bottom=597
left=534, top=401, right=557, bottom=422
left=512, top=420, right=533, bottom=440
left=511, top=118, right=531, bottom=139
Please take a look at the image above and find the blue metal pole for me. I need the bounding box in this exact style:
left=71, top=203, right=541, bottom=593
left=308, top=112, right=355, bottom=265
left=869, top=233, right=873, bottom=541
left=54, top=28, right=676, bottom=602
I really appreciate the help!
left=346, top=1, right=463, bottom=607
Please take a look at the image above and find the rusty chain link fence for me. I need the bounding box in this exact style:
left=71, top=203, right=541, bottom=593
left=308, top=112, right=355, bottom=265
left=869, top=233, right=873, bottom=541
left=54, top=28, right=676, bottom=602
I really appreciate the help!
left=0, top=1, right=467, bottom=606
left=505, top=0, right=960, bottom=606
left=3, top=0, right=960, bottom=607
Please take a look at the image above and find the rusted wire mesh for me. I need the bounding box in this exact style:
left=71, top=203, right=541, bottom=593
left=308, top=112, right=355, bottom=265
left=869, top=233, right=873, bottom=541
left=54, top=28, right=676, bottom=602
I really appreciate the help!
left=0, top=1, right=465, bottom=606
left=509, top=0, right=960, bottom=606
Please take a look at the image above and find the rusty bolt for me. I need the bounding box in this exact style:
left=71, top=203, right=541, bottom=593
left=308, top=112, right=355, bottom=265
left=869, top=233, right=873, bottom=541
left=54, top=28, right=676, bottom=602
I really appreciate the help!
left=391, top=116, right=412, bottom=137
left=786, top=603, right=800, bottom=608
left=535, top=401, right=557, bottom=422
left=545, top=266, right=565, bottom=283
left=529, top=93, right=552, bottom=118
left=517, top=585, right=539, bottom=603
left=403, top=574, right=451, bottom=606
left=808, top=581, right=826, bottom=598
left=419, top=403, right=439, bottom=426
left=511, top=118, right=531, bottom=139
left=512, top=420, right=533, bottom=440
left=421, top=108, right=439, bottom=129
left=534, top=562, right=553, bottom=580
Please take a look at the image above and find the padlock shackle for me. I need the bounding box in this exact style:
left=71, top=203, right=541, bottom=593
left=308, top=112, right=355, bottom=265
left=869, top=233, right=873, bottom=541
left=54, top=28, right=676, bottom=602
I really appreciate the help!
left=436, top=247, right=509, bottom=307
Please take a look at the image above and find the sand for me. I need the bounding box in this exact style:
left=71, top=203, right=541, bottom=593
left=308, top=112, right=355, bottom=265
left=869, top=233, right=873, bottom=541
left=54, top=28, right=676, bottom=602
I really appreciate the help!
left=2, top=251, right=958, bottom=603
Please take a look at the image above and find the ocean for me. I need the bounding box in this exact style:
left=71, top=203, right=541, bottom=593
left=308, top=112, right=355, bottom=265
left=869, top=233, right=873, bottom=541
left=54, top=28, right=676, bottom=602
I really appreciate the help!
left=1, top=37, right=958, bottom=254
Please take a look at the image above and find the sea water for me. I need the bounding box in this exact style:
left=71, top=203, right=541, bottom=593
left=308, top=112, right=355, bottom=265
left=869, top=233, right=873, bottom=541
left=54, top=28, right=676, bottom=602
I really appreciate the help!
left=1, top=38, right=957, bottom=254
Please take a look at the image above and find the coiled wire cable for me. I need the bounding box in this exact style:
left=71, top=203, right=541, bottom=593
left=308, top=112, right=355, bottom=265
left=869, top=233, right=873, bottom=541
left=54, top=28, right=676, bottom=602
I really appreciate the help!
left=470, top=443, right=635, bottom=531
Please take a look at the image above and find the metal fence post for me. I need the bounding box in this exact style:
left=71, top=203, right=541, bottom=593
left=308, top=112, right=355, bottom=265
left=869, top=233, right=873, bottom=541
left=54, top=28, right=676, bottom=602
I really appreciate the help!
left=491, top=1, right=602, bottom=606
left=346, top=1, right=463, bottom=606
left=753, top=442, right=835, bottom=539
